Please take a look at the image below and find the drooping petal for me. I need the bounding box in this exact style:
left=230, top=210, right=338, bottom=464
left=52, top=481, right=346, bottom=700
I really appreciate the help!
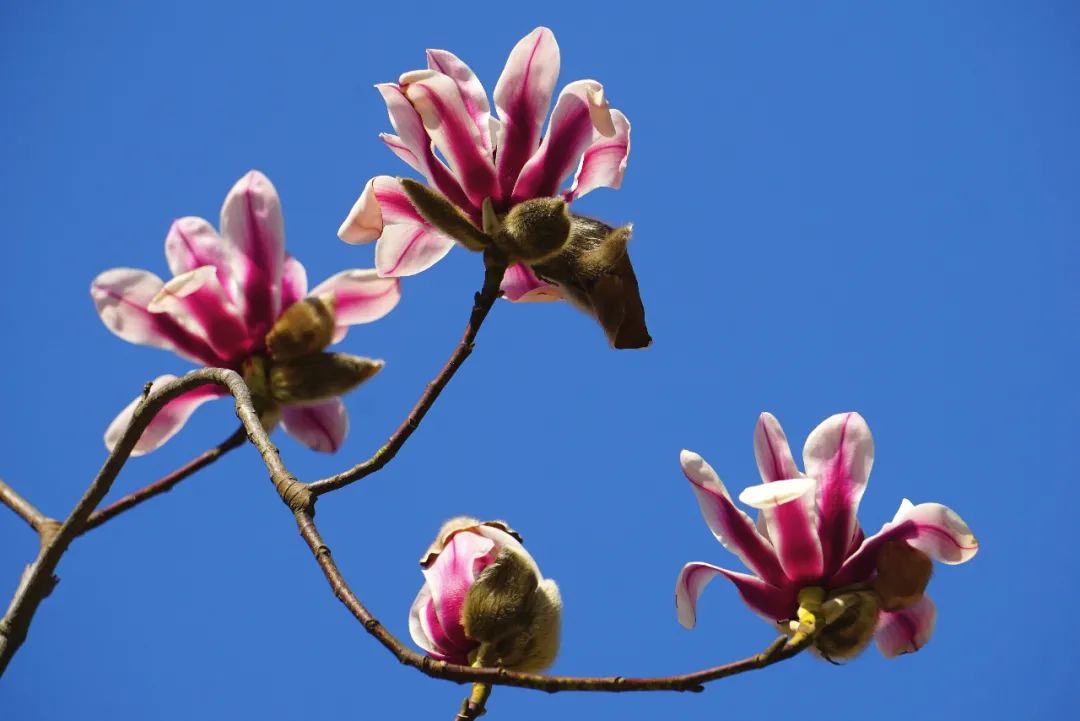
left=280, top=254, right=308, bottom=309
left=494, top=27, right=560, bottom=202
left=421, top=531, right=497, bottom=652
left=148, top=266, right=252, bottom=363
left=426, top=48, right=494, bottom=156
left=875, top=595, right=937, bottom=658
left=400, top=69, right=499, bottom=207
left=565, top=109, right=631, bottom=202
left=804, top=412, right=875, bottom=575
left=90, top=268, right=221, bottom=365
left=831, top=500, right=979, bottom=588
left=511, top=80, right=612, bottom=203
left=680, top=450, right=785, bottom=585
left=676, top=562, right=796, bottom=628
left=280, top=398, right=348, bottom=453
left=739, top=479, right=823, bottom=583
left=163, top=217, right=235, bottom=303
left=375, top=84, right=474, bottom=212
left=309, top=269, right=401, bottom=340
left=104, top=375, right=227, bottom=455
left=500, top=263, right=563, bottom=302
left=218, top=170, right=286, bottom=333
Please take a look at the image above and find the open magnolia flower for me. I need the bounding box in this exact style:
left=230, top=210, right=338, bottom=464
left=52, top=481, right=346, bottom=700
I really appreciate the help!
left=676, top=412, right=978, bottom=659
left=409, top=517, right=561, bottom=671
left=339, top=27, right=650, bottom=349
left=92, top=170, right=401, bottom=455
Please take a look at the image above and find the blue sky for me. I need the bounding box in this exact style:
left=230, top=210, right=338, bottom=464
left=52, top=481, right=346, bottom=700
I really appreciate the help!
left=1, top=1, right=1076, bottom=718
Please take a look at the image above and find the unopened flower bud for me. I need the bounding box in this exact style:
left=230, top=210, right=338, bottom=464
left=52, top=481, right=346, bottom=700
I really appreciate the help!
left=409, top=517, right=561, bottom=672
left=399, top=178, right=490, bottom=252
left=872, top=540, right=933, bottom=612
left=268, top=352, right=383, bottom=405
left=492, top=198, right=572, bottom=264
left=812, top=589, right=881, bottom=662
left=265, top=294, right=337, bottom=361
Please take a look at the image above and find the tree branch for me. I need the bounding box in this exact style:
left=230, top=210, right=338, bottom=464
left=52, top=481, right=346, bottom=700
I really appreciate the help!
left=307, top=255, right=506, bottom=496
left=0, top=479, right=57, bottom=537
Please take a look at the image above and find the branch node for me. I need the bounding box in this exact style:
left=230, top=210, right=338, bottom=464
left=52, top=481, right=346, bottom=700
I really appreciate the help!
left=275, top=477, right=313, bottom=513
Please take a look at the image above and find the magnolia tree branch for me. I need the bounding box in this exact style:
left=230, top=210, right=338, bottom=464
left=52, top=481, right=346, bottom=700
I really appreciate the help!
left=0, top=480, right=58, bottom=538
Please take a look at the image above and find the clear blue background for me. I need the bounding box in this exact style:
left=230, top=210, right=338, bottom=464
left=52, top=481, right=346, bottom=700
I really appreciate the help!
left=2, top=1, right=1076, bottom=718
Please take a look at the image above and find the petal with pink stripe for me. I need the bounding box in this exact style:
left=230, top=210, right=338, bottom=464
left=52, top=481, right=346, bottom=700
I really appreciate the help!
left=565, top=110, right=631, bottom=202
left=104, top=375, right=227, bottom=455
left=280, top=254, right=308, bottom=309
left=280, top=398, right=349, bottom=453
left=148, top=266, right=252, bottom=363
left=676, top=562, right=796, bottom=628
left=421, top=531, right=497, bottom=652
left=739, top=479, right=823, bottom=583
left=426, top=48, right=494, bottom=156
left=309, top=269, right=401, bottom=341
left=875, top=595, right=937, bottom=658
left=500, top=263, right=562, bottom=302
left=163, top=216, right=235, bottom=304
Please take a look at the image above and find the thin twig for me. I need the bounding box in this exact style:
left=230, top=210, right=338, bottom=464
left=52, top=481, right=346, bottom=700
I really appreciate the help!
left=294, top=508, right=805, bottom=694
left=0, top=479, right=56, bottom=536
left=455, top=682, right=492, bottom=720
left=308, top=255, right=506, bottom=496
left=81, top=427, right=247, bottom=534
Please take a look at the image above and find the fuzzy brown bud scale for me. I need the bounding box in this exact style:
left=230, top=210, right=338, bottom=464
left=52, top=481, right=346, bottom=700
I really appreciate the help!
left=265, top=295, right=337, bottom=361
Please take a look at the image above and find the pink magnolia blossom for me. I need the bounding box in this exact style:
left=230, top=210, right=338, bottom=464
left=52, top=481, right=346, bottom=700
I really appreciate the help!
left=676, top=412, right=978, bottom=658
left=92, top=170, right=401, bottom=456
left=338, top=26, right=631, bottom=304
left=409, top=518, right=561, bottom=671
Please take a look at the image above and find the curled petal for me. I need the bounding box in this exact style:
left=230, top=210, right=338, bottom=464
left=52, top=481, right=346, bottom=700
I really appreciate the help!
left=875, top=595, right=937, bottom=658
left=280, top=398, right=348, bottom=453
left=739, top=479, right=823, bottom=583
left=512, top=80, right=611, bottom=203
left=565, top=110, right=631, bottom=202
left=163, top=217, right=234, bottom=302
left=280, top=254, right=308, bottom=309
left=494, top=27, right=560, bottom=201
left=90, top=268, right=220, bottom=365
left=219, top=170, right=286, bottom=333
left=676, top=562, right=796, bottom=628
left=680, top=450, right=785, bottom=585
left=500, top=263, right=563, bottom=302
left=148, top=266, right=251, bottom=363
left=421, top=531, right=497, bottom=654
left=104, top=376, right=227, bottom=455
left=338, top=179, right=384, bottom=244
left=376, top=222, right=456, bottom=278
left=804, top=412, right=875, bottom=575
left=426, top=48, right=493, bottom=156
left=309, top=269, right=401, bottom=340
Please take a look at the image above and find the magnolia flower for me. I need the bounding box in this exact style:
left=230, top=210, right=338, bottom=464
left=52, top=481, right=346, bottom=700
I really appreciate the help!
left=676, top=412, right=978, bottom=659
left=92, top=170, right=401, bottom=455
left=409, top=517, right=561, bottom=671
left=339, top=27, right=649, bottom=349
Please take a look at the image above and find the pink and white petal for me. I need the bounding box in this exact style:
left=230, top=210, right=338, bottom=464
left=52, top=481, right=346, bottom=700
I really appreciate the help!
left=426, top=49, right=494, bottom=156
left=804, top=412, right=875, bottom=575
left=680, top=450, right=785, bottom=585
left=500, top=263, right=563, bottom=302
left=754, top=412, right=801, bottom=483
left=280, top=254, right=308, bottom=309
left=408, top=584, right=441, bottom=655
left=494, top=27, right=561, bottom=201
left=218, top=170, right=286, bottom=332
left=512, top=80, right=612, bottom=203
left=104, top=376, right=227, bottom=456
left=565, top=109, right=631, bottom=202
left=401, top=70, right=499, bottom=207
left=309, top=269, right=401, bottom=330
left=739, top=479, right=823, bottom=583
left=831, top=500, right=979, bottom=588
left=380, top=133, right=425, bottom=177
left=339, top=177, right=386, bottom=244
left=280, top=398, right=349, bottom=453
left=91, top=268, right=221, bottom=365
left=375, top=222, right=456, bottom=278
left=422, top=531, right=498, bottom=650
left=676, top=562, right=796, bottom=629
left=875, top=595, right=937, bottom=658
left=376, top=84, right=474, bottom=212
left=148, top=266, right=252, bottom=363
left=163, top=217, right=235, bottom=303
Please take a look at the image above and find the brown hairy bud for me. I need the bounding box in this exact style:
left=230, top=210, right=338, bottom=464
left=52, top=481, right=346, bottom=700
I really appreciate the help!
left=532, top=215, right=651, bottom=349
left=265, top=294, right=336, bottom=361
left=872, top=540, right=933, bottom=611
left=399, top=178, right=490, bottom=252
left=268, top=352, right=383, bottom=405
left=813, top=590, right=881, bottom=662
left=491, top=198, right=573, bottom=263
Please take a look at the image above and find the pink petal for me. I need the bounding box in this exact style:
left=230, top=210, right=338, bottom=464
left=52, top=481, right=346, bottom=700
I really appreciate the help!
left=680, top=450, right=785, bottom=586
left=676, top=562, right=796, bottom=628
left=831, top=500, right=979, bottom=588
left=104, top=376, right=227, bottom=456
left=375, top=84, right=474, bottom=212
left=401, top=69, right=499, bottom=208
left=379, top=133, right=424, bottom=177
left=280, top=398, right=349, bottom=453
left=494, top=27, right=560, bottom=203
left=875, top=595, right=937, bottom=658
left=754, top=412, right=801, bottom=482
left=91, top=268, right=221, bottom=365
left=218, top=170, right=286, bottom=334
left=163, top=216, right=236, bottom=304
left=565, top=109, right=631, bottom=202
left=426, top=48, right=494, bottom=156
left=500, top=263, right=563, bottom=302
left=280, top=254, right=308, bottom=309
left=309, top=269, right=401, bottom=341
left=421, top=531, right=497, bottom=652
left=148, top=266, right=252, bottom=363
left=804, top=412, right=875, bottom=575
left=512, top=80, right=612, bottom=203
left=739, top=479, right=823, bottom=584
